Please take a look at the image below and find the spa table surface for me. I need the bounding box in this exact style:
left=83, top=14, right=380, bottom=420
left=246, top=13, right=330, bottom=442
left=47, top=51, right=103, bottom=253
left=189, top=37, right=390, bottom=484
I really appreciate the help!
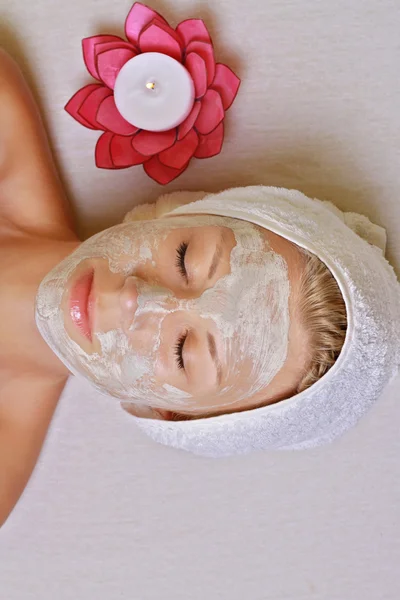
left=1, top=1, right=399, bottom=599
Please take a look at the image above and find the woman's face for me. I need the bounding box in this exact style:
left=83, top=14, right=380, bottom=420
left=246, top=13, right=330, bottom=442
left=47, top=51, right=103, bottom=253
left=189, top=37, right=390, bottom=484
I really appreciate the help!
left=35, top=214, right=308, bottom=418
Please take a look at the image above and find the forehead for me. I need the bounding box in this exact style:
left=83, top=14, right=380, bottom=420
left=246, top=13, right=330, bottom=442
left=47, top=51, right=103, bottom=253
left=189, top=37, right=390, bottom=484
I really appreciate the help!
left=160, top=213, right=268, bottom=235
left=159, top=215, right=279, bottom=252
left=131, top=214, right=248, bottom=234
left=119, top=213, right=267, bottom=235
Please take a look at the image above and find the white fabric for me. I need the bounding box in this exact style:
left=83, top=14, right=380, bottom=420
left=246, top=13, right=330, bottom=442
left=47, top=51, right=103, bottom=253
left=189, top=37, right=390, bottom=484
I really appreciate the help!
left=122, top=186, right=400, bottom=457
left=320, top=200, right=387, bottom=253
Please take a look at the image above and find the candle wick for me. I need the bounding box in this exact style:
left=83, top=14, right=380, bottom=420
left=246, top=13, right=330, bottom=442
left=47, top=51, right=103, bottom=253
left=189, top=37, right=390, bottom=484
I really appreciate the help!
left=146, top=81, right=156, bottom=90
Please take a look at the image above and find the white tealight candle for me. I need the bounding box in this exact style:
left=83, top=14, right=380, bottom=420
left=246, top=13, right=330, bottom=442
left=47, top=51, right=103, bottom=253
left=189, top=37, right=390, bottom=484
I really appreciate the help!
left=114, top=52, right=195, bottom=132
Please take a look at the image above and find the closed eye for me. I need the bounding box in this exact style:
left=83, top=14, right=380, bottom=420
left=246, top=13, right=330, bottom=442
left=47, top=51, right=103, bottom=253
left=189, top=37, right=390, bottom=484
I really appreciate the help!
left=175, top=241, right=188, bottom=283
left=174, top=330, right=188, bottom=370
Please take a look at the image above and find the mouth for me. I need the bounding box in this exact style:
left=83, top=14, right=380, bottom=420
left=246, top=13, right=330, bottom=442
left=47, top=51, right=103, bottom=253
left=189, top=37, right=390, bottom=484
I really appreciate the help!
left=69, top=268, right=95, bottom=342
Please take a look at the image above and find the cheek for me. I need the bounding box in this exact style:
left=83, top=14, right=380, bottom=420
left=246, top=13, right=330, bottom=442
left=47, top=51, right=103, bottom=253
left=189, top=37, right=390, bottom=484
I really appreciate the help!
left=132, top=260, right=158, bottom=285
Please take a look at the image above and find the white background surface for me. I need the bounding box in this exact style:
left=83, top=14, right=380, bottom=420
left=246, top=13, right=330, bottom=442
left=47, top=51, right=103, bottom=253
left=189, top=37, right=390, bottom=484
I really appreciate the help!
left=1, top=1, right=399, bottom=598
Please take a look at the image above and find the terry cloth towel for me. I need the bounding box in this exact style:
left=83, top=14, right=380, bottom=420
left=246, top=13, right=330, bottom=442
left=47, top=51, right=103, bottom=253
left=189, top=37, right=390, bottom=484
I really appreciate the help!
left=122, top=186, right=400, bottom=457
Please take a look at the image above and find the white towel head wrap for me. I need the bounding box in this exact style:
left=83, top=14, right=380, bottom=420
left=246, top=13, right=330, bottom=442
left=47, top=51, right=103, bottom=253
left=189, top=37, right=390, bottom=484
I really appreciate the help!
left=122, top=186, right=400, bottom=457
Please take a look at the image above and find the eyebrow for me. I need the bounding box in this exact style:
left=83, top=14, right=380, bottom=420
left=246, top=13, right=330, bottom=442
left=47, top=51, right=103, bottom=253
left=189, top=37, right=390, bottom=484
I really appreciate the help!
left=208, top=241, right=223, bottom=280
left=207, top=332, right=223, bottom=386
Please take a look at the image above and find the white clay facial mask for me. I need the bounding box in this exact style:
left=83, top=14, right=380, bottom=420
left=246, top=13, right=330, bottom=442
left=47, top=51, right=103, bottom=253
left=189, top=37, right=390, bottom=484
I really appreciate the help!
left=35, top=215, right=290, bottom=412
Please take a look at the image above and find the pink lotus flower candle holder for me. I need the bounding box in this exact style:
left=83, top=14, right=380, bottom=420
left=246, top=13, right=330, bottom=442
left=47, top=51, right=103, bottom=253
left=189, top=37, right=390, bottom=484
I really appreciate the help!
left=65, top=2, right=241, bottom=184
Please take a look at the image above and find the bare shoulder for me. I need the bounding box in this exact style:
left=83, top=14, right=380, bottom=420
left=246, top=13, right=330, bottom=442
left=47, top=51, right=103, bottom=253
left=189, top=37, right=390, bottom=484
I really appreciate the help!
left=0, top=371, right=66, bottom=426
left=0, top=372, right=67, bottom=527
left=0, top=49, right=76, bottom=238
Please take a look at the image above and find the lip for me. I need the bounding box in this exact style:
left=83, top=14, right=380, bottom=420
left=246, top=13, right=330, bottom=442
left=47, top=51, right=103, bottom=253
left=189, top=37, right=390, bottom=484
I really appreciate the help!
left=69, top=268, right=95, bottom=342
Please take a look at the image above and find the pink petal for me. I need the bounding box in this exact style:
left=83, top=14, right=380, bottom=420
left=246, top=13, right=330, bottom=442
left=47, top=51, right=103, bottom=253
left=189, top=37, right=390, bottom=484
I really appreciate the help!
left=185, top=40, right=216, bottom=86
left=125, top=2, right=168, bottom=47
left=159, top=129, right=199, bottom=169
left=110, top=135, right=147, bottom=167
left=78, top=86, right=112, bottom=129
left=194, top=122, right=224, bottom=159
left=94, top=40, right=136, bottom=62
left=65, top=84, right=103, bottom=129
left=95, top=40, right=136, bottom=54
left=96, top=96, right=139, bottom=136
left=132, top=129, right=176, bottom=156
left=176, top=19, right=211, bottom=47
left=97, top=47, right=136, bottom=89
left=177, top=100, right=201, bottom=140
left=95, top=132, right=115, bottom=169
left=82, top=35, right=126, bottom=80
left=185, top=53, right=207, bottom=99
left=211, top=64, right=241, bottom=110
left=139, top=21, right=182, bottom=62
left=195, top=89, right=224, bottom=135
left=144, top=155, right=190, bottom=185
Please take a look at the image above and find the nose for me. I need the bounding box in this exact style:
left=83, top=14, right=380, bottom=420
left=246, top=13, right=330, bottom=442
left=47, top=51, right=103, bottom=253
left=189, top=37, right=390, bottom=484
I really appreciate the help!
left=119, top=276, right=138, bottom=328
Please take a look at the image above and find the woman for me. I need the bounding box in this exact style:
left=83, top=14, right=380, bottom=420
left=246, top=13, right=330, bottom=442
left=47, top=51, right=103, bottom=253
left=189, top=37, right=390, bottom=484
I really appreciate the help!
left=0, top=49, right=399, bottom=526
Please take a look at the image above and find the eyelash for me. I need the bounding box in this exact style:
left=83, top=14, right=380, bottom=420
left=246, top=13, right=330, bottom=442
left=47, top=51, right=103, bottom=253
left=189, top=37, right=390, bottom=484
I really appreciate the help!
left=174, top=330, right=188, bottom=370
left=175, top=241, right=188, bottom=281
